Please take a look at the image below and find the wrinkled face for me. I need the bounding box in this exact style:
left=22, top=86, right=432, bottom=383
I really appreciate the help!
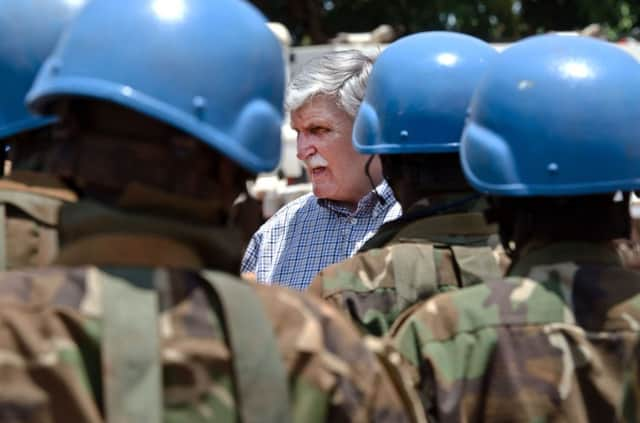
left=293, top=95, right=380, bottom=206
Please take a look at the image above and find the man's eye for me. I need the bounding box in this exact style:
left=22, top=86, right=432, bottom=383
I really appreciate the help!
left=310, top=126, right=328, bottom=135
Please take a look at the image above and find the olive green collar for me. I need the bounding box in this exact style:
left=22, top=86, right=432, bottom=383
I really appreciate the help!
left=509, top=242, right=622, bottom=277
left=57, top=200, right=244, bottom=272
left=358, top=193, right=490, bottom=252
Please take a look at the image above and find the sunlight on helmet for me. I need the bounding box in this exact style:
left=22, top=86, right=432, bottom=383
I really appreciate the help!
left=436, top=52, right=459, bottom=67
left=559, top=61, right=595, bottom=79
left=152, top=0, right=186, bottom=21
left=120, top=86, right=134, bottom=97
left=63, top=0, right=87, bottom=7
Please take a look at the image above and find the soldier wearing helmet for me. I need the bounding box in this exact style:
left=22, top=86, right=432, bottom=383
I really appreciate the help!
left=392, top=34, right=640, bottom=421
left=0, top=0, right=87, bottom=270
left=310, top=32, right=503, bottom=336
left=0, top=1, right=424, bottom=421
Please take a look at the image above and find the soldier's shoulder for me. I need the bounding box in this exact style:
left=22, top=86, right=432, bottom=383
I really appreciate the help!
left=395, top=258, right=640, bottom=343
left=392, top=275, right=569, bottom=343
left=313, top=246, right=396, bottom=296
left=253, top=282, right=385, bottom=371
left=254, top=283, right=364, bottom=338
left=252, top=284, right=417, bottom=422
left=322, top=243, right=449, bottom=294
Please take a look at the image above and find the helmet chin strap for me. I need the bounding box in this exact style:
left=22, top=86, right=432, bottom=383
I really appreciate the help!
left=365, top=155, right=386, bottom=206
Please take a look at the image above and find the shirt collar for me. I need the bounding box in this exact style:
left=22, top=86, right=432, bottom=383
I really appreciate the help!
left=509, top=241, right=622, bottom=277
left=317, top=180, right=396, bottom=217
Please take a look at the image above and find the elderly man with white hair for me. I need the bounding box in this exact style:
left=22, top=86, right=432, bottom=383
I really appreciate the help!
left=241, top=50, right=401, bottom=290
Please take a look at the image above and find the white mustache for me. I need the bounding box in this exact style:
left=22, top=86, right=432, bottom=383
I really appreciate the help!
left=305, top=154, right=329, bottom=169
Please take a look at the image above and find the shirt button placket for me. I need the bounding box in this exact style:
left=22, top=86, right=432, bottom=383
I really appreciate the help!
left=342, top=216, right=351, bottom=238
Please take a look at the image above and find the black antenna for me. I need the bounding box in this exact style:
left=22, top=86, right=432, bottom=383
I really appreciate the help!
left=365, top=155, right=386, bottom=205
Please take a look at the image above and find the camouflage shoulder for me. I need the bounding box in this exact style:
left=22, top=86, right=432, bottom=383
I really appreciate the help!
left=392, top=259, right=640, bottom=350
left=312, top=243, right=462, bottom=298
left=254, top=284, right=425, bottom=423
left=0, top=266, right=237, bottom=422
left=391, top=261, right=640, bottom=421
left=311, top=243, right=452, bottom=337
left=312, top=247, right=395, bottom=297
left=391, top=273, right=577, bottom=362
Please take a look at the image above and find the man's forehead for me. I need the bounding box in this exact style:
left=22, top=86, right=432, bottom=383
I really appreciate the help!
left=291, top=95, right=345, bottom=124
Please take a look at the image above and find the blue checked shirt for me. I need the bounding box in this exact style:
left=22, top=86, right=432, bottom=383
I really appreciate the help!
left=241, top=181, right=401, bottom=290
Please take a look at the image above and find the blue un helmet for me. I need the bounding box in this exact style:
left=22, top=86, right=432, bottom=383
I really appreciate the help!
left=27, top=0, right=285, bottom=173
left=0, top=0, right=87, bottom=140
left=353, top=31, right=498, bottom=154
left=461, top=34, right=640, bottom=196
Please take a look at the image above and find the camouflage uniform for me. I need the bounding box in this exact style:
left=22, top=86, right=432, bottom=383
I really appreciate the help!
left=0, top=170, right=76, bottom=270
left=309, top=194, right=503, bottom=336
left=0, top=0, right=426, bottom=420
left=0, top=200, right=424, bottom=423
left=391, top=242, right=640, bottom=422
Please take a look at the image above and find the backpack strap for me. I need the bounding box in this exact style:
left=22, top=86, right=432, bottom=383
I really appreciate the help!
left=100, top=267, right=162, bottom=423
left=200, top=270, right=291, bottom=423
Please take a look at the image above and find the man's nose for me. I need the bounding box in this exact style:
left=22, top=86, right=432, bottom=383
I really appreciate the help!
left=296, top=134, right=317, bottom=160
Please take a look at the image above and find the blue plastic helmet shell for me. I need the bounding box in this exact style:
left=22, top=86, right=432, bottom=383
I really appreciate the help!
left=354, top=31, right=498, bottom=154
left=28, top=0, right=285, bottom=173
left=461, top=34, right=640, bottom=196
left=0, top=0, right=88, bottom=140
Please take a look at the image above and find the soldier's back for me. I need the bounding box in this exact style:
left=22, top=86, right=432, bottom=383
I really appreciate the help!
left=392, top=249, right=640, bottom=422
left=310, top=210, right=503, bottom=336
left=0, top=266, right=419, bottom=423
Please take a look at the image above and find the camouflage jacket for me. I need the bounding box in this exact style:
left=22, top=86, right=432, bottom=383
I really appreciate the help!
left=0, top=171, right=76, bottom=270
left=357, top=194, right=489, bottom=253
left=392, top=242, right=640, bottom=422
left=309, top=195, right=503, bottom=336
left=0, top=201, right=424, bottom=423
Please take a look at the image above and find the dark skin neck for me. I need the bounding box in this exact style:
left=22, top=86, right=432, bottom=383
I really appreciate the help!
left=491, top=195, right=631, bottom=259
left=380, top=152, right=471, bottom=212
left=388, top=176, right=423, bottom=212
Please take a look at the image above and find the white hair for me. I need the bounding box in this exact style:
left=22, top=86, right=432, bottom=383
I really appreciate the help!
left=285, top=49, right=376, bottom=118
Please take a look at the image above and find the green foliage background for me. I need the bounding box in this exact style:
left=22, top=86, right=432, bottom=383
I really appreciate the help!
left=250, top=0, right=640, bottom=44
